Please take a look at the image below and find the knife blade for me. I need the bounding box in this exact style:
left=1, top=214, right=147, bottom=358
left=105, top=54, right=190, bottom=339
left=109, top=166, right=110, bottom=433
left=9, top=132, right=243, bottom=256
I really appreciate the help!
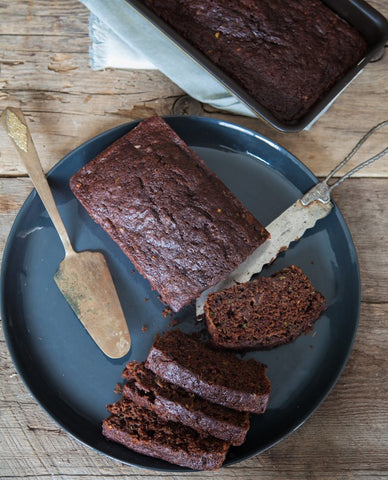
left=196, top=192, right=332, bottom=316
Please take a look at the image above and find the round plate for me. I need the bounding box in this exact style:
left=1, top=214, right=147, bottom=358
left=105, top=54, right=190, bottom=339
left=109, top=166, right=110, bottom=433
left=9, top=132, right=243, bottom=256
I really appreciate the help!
left=1, top=116, right=360, bottom=471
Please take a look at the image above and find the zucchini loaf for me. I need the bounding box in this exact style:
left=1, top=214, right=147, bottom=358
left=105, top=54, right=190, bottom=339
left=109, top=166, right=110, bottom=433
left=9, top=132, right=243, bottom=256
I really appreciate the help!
left=145, top=329, right=271, bottom=413
left=204, top=265, right=326, bottom=349
left=141, top=0, right=367, bottom=124
left=70, top=116, right=269, bottom=312
left=121, top=360, right=250, bottom=445
left=103, top=397, right=229, bottom=470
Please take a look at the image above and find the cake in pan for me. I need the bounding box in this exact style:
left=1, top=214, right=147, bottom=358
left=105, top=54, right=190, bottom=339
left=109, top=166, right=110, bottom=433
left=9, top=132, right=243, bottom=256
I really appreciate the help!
left=141, top=0, right=367, bottom=124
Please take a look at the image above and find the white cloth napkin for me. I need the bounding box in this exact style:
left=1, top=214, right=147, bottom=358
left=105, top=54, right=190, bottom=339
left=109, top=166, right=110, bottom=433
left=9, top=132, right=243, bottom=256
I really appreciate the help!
left=79, top=0, right=255, bottom=117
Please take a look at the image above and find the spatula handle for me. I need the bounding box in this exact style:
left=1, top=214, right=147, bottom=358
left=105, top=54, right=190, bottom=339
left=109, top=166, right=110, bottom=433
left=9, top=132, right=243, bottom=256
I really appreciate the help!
left=3, top=107, right=74, bottom=256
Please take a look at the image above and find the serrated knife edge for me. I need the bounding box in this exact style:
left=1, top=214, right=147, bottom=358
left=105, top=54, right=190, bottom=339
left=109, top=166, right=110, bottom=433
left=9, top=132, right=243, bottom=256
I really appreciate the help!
left=196, top=199, right=333, bottom=317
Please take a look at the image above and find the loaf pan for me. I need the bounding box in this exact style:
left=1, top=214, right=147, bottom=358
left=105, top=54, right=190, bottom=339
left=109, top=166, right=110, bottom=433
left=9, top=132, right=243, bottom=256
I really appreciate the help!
left=124, top=0, right=388, bottom=132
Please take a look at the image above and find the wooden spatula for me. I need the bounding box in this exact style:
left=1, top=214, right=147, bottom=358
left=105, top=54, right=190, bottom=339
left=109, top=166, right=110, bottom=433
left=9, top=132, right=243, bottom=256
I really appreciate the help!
left=2, top=107, right=131, bottom=358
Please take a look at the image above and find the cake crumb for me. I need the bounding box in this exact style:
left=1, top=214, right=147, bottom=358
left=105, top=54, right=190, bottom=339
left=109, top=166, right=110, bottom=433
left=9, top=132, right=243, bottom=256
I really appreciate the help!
left=169, top=318, right=179, bottom=328
left=162, top=307, right=172, bottom=318
left=141, top=325, right=149, bottom=332
left=114, top=383, right=123, bottom=395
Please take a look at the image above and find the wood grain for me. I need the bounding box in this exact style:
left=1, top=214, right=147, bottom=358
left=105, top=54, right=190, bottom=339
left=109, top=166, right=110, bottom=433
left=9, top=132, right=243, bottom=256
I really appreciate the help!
left=0, top=1, right=387, bottom=178
left=0, top=0, right=387, bottom=478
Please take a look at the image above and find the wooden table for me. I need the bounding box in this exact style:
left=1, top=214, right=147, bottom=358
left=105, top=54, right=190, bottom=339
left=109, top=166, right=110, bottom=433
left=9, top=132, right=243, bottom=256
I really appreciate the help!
left=1, top=2, right=387, bottom=479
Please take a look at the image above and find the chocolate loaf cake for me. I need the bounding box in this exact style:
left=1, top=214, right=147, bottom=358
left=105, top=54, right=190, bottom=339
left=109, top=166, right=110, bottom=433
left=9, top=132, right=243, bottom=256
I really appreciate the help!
left=70, top=116, right=269, bottom=312
left=204, top=265, right=327, bottom=350
left=103, top=397, right=229, bottom=470
left=145, top=329, right=271, bottom=413
left=141, top=0, right=367, bottom=124
left=121, top=360, right=250, bottom=446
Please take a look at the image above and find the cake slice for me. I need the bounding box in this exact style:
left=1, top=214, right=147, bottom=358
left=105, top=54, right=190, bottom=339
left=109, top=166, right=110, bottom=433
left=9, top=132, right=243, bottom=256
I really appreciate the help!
left=145, top=329, right=271, bottom=413
left=204, top=265, right=326, bottom=350
left=121, top=360, right=250, bottom=446
left=70, top=116, right=269, bottom=312
left=102, top=397, right=229, bottom=470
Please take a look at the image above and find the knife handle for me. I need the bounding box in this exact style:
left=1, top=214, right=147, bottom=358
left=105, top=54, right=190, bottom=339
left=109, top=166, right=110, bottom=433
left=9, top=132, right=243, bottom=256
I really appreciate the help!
left=3, top=107, right=75, bottom=257
left=302, top=120, right=388, bottom=206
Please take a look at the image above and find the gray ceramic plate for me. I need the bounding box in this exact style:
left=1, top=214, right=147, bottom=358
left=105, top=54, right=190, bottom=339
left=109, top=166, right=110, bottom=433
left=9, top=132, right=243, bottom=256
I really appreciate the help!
left=1, top=116, right=360, bottom=471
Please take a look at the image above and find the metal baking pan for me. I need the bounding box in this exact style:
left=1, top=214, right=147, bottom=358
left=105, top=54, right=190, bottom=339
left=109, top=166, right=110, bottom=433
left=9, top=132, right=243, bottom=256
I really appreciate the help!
left=124, top=0, right=388, bottom=132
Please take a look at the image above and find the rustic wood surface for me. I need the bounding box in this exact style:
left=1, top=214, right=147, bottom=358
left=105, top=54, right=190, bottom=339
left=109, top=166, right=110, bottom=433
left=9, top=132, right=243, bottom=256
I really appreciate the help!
left=0, top=1, right=387, bottom=479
